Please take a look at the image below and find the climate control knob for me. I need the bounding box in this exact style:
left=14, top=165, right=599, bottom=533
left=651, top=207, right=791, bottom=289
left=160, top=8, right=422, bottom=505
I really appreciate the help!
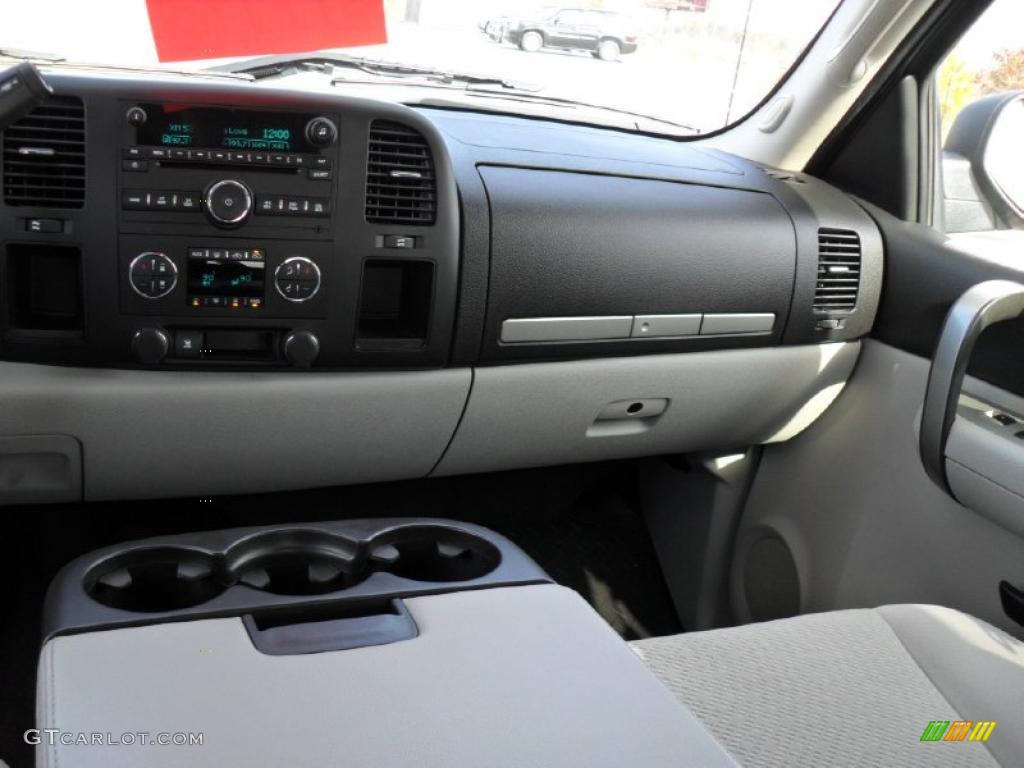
left=204, top=179, right=253, bottom=228
left=131, top=328, right=170, bottom=365
left=129, top=252, right=177, bottom=299
left=275, top=256, right=321, bottom=302
left=283, top=330, right=320, bottom=368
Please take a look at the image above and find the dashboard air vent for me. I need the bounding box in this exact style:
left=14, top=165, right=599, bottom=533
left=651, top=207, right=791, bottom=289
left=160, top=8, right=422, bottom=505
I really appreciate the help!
left=3, top=96, right=86, bottom=208
left=365, top=121, right=436, bottom=225
left=814, top=228, right=861, bottom=312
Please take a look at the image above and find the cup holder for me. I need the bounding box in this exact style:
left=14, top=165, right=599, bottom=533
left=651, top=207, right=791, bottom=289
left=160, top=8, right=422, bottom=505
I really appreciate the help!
left=373, top=527, right=502, bottom=583
left=226, top=530, right=364, bottom=596
left=85, top=547, right=227, bottom=613
left=80, top=524, right=505, bottom=616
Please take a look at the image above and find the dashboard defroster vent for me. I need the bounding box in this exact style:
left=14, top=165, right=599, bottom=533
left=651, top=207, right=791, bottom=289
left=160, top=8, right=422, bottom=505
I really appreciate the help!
left=814, top=228, right=861, bottom=312
left=365, top=121, right=436, bottom=225
left=3, top=96, right=86, bottom=208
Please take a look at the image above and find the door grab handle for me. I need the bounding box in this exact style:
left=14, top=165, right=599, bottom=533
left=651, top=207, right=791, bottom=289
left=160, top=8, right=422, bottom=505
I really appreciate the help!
left=920, top=280, right=1024, bottom=492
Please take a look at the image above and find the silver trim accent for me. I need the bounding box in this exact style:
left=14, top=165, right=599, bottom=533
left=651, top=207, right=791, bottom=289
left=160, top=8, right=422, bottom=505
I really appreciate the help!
left=501, top=316, right=633, bottom=343
left=274, top=256, right=322, bottom=303
left=631, top=314, right=702, bottom=338
left=128, top=252, right=178, bottom=300
left=700, top=313, right=776, bottom=335
left=390, top=170, right=423, bottom=179
left=17, top=146, right=56, bottom=157
left=204, top=179, right=253, bottom=225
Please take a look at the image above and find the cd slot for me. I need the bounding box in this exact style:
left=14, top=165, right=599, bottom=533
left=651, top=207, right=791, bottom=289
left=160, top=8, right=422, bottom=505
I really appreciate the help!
left=158, top=160, right=301, bottom=174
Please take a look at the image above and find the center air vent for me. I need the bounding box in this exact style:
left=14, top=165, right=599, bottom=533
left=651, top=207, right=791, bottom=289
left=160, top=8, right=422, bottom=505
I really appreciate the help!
left=3, top=97, right=85, bottom=208
left=814, top=228, right=861, bottom=312
left=365, top=121, right=436, bottom=225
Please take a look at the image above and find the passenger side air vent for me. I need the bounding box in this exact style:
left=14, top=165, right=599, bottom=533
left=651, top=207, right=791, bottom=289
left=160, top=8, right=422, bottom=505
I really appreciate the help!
left=814, top=228, right=861, bottom=312
left=365, top=121, right=436, bottom=225
left=3, top=97, right=85, bottom=208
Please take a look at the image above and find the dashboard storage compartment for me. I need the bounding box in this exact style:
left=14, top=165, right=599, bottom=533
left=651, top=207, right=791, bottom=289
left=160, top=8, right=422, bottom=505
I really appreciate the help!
left=46, top=519, right=544, bottom=641
left=6, top=243, right=83, bottom=332
left=357, top=259, right=434, bottom=347
left=478, top=166, right=796, bottom=362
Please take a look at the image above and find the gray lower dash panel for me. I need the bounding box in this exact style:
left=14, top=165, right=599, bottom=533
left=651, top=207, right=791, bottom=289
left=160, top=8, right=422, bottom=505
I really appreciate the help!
left=0, top=363, right=471, bottom=502
left=435, top=342, right=860, bottom=477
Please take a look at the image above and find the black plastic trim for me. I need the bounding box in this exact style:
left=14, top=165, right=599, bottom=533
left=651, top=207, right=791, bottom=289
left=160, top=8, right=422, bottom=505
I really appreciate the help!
left=43, top=518, right=550, bottom=642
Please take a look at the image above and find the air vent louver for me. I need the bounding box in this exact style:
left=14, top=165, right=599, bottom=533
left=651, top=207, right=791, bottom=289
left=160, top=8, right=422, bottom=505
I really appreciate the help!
left=3, top=97, right=85, bottom=208
left=814, top=228, right=861, bottom=312
left=365, top=120, right=436, bottom=225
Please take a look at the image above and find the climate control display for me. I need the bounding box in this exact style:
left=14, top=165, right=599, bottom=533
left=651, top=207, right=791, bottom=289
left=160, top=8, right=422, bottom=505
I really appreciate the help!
left=187, top=247, right=265, bottom=309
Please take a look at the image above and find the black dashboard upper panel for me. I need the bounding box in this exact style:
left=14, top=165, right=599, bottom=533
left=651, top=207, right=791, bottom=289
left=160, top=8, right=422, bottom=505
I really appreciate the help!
left=479, top=166, right=796, bottom=361
left=0, top=66, right=884, bottom=373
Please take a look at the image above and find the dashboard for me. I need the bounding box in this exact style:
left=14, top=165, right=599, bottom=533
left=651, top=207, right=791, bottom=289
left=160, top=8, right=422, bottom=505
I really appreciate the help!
left=0, top=67, right=884, bottom=501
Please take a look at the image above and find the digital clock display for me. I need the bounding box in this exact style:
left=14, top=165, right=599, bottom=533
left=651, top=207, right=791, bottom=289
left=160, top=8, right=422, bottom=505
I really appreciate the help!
left=137, top=104, right=314, bottom=152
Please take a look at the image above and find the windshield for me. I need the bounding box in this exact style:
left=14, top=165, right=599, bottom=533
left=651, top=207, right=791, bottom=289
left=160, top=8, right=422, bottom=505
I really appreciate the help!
left=7, top=0, right=842, bottom=134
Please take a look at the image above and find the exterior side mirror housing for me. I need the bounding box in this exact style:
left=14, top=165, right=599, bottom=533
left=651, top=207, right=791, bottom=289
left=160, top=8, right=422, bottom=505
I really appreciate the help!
left=944, top=91, right=1024, bottom=231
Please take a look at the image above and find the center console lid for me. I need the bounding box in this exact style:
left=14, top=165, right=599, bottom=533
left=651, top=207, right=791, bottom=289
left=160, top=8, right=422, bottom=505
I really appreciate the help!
left=37, top=520, right=735, bottom=767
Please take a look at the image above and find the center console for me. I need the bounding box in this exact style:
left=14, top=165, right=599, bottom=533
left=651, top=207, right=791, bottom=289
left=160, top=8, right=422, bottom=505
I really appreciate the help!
left=1, top=78, right=459, bottom=370
left=37, top=521, right=735, bottom=767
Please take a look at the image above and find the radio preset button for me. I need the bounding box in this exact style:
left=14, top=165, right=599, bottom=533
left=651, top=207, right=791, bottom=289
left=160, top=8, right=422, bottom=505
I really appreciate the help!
left=178, top=193, right=199, bottom=211
left=122, top=191, right=147, bottom=210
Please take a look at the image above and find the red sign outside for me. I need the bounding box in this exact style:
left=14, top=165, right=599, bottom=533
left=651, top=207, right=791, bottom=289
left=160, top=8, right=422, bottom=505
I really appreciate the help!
left=145, top=0, right=387, bottom=62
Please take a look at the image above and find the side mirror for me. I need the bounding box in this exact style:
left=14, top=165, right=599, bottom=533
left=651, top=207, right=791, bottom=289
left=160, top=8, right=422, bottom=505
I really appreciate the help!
left=944, top=91, right=1024, bottom=231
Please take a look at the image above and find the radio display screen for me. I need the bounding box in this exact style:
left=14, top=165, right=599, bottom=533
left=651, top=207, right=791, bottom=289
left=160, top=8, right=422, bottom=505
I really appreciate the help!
left=137, top=104, right=312, bottom=152
left=187, top=249, right=266, bottom=307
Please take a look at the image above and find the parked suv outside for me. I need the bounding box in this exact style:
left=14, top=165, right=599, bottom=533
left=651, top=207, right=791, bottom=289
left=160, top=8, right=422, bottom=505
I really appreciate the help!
left=500, top=9, right=639, bottom=62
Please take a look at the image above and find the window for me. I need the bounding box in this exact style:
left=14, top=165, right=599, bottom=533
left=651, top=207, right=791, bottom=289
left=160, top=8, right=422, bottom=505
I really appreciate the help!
left=936, top=0, right=1024, bottom=234
left=4, top=0, right=843, bottom=136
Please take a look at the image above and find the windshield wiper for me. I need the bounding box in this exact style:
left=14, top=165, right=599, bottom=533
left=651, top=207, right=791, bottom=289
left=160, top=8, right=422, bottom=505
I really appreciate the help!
left=0, top=47, right=65, bottom=63
left=212, top=52, right=533, bottom=91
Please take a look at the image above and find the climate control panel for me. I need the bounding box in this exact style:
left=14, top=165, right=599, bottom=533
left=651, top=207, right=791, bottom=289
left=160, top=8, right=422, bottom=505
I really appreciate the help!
left=120, top=234, right=328, bottom=320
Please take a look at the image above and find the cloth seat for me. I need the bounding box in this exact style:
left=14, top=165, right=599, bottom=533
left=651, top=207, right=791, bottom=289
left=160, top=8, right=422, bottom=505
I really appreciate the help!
left=631, top=604, right=1024, bottom=768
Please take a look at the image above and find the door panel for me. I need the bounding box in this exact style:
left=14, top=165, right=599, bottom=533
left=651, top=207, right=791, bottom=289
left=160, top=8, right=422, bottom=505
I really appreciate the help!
left=732, top=205, right=1024, bottom=637
left=734, top=338, right=1024, bottom=636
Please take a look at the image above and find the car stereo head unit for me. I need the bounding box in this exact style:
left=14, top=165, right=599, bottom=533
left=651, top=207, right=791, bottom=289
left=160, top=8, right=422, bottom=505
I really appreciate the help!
left=134, top=103, right=333, bottom=153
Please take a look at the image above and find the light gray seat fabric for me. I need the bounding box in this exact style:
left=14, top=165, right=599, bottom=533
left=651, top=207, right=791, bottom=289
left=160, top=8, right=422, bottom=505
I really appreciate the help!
left=632, top=604, right=1024, bottom=768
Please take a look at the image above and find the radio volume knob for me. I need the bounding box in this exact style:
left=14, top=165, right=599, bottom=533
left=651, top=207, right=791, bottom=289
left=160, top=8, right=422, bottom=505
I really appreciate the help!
left=204, top=179, right=253, bottom=228
left=126, top=106, right=147, bottom=126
